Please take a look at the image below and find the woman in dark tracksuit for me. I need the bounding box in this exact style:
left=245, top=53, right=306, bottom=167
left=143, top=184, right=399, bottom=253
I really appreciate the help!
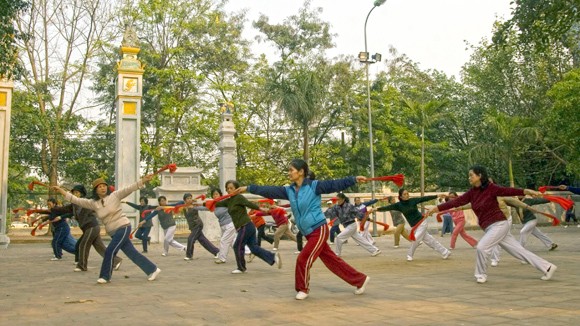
left=124, top=197, right=155, bottom=253
left=51, top=185, right=122, bottom=271
left=236, top=159, right=370, bottom=300
left=216, top=180, right=281, bottom=274
left=179, top=193, right=219, bottom=261
left=45, top=198, right=77, bottom=261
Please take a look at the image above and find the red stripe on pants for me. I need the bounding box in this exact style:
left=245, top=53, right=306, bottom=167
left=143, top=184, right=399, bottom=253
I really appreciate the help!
left=295, top=224, right=367, bottom=293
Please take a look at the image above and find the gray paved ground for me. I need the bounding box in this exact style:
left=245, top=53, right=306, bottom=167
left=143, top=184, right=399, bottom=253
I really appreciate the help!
left=1, top=225, right=580, bottom=325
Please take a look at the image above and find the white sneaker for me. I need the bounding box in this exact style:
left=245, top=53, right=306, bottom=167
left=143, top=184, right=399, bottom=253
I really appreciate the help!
left=184, top=257, right=192, bottom=261
left=541, top=265, right=557, bottom=281
left=97, top=278, right=108, bottom=284
left=295, top=291, right=309, bottom=300
left=476, top=276, right=487, bottom=284
left=148, top=268, right=161, bottom=281
left=442, top=251, right=451, bottom=260
left=50, top=257, right=61, bottom=261
left=371, top=249, right=381, bottom=257
left=247, top=254, right=255, bottom=262
left=577, top=224, right=580, bottom=228
left=74, top=267, right=83, bottom=272
left=272, top=247, right=278, bottom=251
left=393, top=245, right=399, bottom=249
left=354, top=276, right=370, bottom=295
left=161, top=253, right=167, bottom=257
left=214, top=259, right=225, bottom=264
left=114, top=261, right=122, bottom=271
left=520, top=260, right=528, bottom=265
left=491, top=260, right=498, bottom=267
left=406, top=255, right=413, bottom=262
left=274, top=252, right=282, bottom=269
left=231, top=269, right=245, bottom=274
left=294, top=251, right=301, bottom=254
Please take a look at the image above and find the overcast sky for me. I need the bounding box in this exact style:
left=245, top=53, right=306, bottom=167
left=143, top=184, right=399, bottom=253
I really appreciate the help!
left=224, top=0, right=514, bottom=78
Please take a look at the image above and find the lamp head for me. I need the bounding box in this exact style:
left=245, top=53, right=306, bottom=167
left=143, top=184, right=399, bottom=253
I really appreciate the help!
left=374, top=0, right=387, bottom=7
left=372, top=53, right=382, bottom=62
left=358, top=51, right=369, bottom=62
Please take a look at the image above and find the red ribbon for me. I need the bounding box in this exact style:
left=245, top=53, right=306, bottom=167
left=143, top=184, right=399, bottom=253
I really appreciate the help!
left=154, top=163, right=178, bottom=175
left=409, top=216, right=427, bottom=241
left=204, top=193, right=234, bottom=212
left=27, top=180, right=48, bottom=191
left=538, top=186, right=559, bottom=193
left=129, top=228, right=138, bottom=239
left=258, top=198, right=274, bottom=206
left=543, top=195, right=574, bottom=211
left=366, top=174, right=405, bottom=187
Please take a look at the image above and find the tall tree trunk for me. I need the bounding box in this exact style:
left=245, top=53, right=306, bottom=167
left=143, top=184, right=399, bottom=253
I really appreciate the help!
left=302, top=123, right=309, bottom=163
left=508, top=157, right=515, bottom=187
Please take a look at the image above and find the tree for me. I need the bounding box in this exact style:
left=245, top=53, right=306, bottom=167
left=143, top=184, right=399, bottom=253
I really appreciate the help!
left=15, top=0, right=116, bottom=189
left=402, top=98, right=448, bottom=196
left=0, top=0, right=29, bottom=79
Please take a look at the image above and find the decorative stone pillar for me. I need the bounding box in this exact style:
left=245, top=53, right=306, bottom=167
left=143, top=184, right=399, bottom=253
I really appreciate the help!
left=115, top=26, right=144, bottom=227
left=0, top=79, right=13, bottom=249
left=218, top=102, right=236, bottom=192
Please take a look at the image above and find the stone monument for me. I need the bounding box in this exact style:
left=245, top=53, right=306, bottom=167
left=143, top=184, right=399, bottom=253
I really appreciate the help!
left=115, top=25, right=144, bottom=226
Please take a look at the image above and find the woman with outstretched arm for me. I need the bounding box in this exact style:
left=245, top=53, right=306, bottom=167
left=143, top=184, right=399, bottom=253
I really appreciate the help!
left=426, top=165, right=557, bottom=284
left=234, top=159, right=371, bottom=300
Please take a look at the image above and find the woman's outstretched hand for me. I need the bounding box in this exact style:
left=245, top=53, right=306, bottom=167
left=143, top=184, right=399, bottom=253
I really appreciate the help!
left=233, top=186, right=247, bottom=195
left=356, top=176, right=368, bottom=183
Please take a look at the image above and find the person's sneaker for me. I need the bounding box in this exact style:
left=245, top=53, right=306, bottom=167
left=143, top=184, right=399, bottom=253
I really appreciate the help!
left=142, top=250, right=148, bottom=254
left=74, top=267, right=83, bottom=272
left=476, top=276, right=487, bottom=284
left=274, top=252, right=282, bottom=269
left=549, top=243, right=558, bottom=251
left=577, top=224, right=580, bottom=228
left=214, top=259, right=225, bottom=264
left=247, top=254, right=255, bottom=262
left=148, top=268, right=161, bottom=281
left=231, top=269, right=245, bottom=274
left=406, top=255, right=413, bottom=262
left=354, top=276, right=370, bottom=295
left=371, top=249, right=381, bottom=257
left=294, top=251, right=301, bottom=254
left=214, top=254, right=219, bottom=259
left=184, top=257, right=192, bottom=261
left=50, top=257, right=61, bottom=261
left=295, top=291, right=309, bottom=300
left=161, top=253, right=167, bottom=257
left=272, top=247, right=278, bottom=251
left=491, top=260, right=498, bottom=267
left=393, top=245, right=399, bottom=249
left=97, top=278, right=108, bottom=284
left=442, top=251, right=451, bottom=260
left=564, top=225, right=568, bottom=228
left=520, top=260, right=528, bottom=265
left=541, top=265, right=557, bottom=281
left=114, top=261, right=122, bottom=271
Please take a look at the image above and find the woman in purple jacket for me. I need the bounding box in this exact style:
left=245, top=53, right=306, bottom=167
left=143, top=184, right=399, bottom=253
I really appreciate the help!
left=427, top=165, right=557, bottom=284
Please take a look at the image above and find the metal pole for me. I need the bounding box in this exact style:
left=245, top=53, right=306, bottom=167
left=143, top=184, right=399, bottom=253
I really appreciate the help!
left=365, top=6, right=378, bottom=237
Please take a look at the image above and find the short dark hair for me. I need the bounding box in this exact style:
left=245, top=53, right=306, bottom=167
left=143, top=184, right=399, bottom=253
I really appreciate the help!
left=470, top=165, right=489, bottom=188
left=158, top=196, right=167, bottom=202
left=225, top=180, right=240, bottom=190
left=47, top=198, right=57, bottom=205
left=183, top=193, right=192, bottom=200
left=336, top=192, right=350, bottom=203
left=398, top=188, right=407, bottom=201
left=211, top=187, right=222, bottom=197
left=139, top=196, right=148, bottom=204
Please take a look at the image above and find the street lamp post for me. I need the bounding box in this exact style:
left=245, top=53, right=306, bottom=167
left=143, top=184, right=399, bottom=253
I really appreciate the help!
left=359, top=0, right=386, bottom=237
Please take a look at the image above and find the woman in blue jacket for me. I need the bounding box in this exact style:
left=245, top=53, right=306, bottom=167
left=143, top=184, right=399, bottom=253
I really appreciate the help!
left=235, top=159, right=370, bottom=300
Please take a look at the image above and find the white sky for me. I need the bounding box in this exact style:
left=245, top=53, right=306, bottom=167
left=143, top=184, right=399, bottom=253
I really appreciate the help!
left=224, top=0, right=514, bottom=78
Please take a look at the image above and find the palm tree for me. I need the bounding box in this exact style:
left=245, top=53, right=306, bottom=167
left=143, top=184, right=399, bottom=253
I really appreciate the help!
left=402, top=98, right=449, bottom=197
left=270, top=67, right=326, bottom=162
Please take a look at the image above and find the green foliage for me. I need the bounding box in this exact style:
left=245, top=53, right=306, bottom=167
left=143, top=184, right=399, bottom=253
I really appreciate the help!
left=0, top=0, right=29, bottom=79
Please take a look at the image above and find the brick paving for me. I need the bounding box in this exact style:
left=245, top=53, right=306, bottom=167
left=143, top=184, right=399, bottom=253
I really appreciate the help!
left=1, top=225, right=579, bottom=325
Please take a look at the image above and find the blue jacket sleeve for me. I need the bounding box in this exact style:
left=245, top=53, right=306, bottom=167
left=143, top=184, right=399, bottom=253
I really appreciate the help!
left=362, top=199, right=379, bottom=207
left=567, top=186, right=580, bottom=195
left=315, top=176, right=357, bottom=195
left=247, top=185, right=289, bottom=200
